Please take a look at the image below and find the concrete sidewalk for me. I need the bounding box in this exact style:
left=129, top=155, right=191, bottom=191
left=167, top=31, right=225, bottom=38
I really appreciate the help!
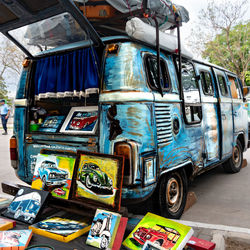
left=180, top=220, right=250, bottom=250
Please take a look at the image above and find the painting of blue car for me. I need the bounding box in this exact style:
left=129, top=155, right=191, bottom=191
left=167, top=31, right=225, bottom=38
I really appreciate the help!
left=38, top=160, right=68, bottom=190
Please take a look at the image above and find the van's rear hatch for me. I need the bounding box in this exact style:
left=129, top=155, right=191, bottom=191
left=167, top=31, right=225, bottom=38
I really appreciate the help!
left=0, top=0, right=104, bottom=182
left=0, top=0, right=103, bottom=57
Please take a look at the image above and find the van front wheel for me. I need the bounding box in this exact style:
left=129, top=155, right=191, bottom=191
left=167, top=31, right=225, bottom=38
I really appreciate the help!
left=223, top=140, right=243, bottom=173
left=159, top=169, right=188, bottom=219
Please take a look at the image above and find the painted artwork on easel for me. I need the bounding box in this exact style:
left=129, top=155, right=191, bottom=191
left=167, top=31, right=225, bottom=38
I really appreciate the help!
left=73, top=151, right=124, bottom=210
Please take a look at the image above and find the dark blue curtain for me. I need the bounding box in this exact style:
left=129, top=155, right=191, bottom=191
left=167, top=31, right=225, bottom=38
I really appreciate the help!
left=34, top=47, right=99, bottom=99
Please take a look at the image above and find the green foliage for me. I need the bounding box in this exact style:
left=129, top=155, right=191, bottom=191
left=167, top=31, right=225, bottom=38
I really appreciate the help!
left=246, top=71, right=250, bottom=86
left=202, top=22, right=250, bottom=84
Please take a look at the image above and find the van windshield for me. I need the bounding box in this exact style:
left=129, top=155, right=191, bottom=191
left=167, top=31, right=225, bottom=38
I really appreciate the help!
left=8, top=12, right=87, bottom=56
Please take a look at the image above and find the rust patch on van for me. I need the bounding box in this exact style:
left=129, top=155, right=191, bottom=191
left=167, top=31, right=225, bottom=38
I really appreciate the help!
left=107, top=105, right=122, bottom=140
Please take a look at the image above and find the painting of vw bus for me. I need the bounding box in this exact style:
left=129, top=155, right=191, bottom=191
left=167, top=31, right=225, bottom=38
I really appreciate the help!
left=3, top=187, right=49, bottom=224
left=60, top=107, right=98, bottom=134
left=32, top=154, right=76, bottom=200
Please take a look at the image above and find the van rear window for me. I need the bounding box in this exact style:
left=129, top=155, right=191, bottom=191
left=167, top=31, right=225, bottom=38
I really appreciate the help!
left=8, top=12, right=87, bottom=56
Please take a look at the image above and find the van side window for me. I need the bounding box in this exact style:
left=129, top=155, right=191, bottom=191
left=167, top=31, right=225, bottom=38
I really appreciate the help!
left=181, top=60, right=202, bottom=124
left=145, top=56, right=170, bottom=91
left=228, top=75, right=242, bottom=99
left=217, top=75, right=229, bottom=97
left=200, top=71, right=214, bottom=96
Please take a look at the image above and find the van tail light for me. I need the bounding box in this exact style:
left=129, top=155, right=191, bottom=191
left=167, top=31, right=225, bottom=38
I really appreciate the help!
left=114, top=141, right=138, bottom=186
left=10, top=136, right=18, bottom=169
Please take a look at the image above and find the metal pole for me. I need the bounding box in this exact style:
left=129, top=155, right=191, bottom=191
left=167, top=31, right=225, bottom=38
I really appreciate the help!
left=177, top=23, right=183, bottom=101
left=154, top=17, right=163, bottom=96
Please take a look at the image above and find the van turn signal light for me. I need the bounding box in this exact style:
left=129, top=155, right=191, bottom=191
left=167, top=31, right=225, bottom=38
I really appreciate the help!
left=107, top=44, right=119, bottom=54
left=22, top=59, right=30, bottom=68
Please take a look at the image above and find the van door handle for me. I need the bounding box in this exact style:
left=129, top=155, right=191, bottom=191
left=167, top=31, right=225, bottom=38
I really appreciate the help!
left=233, top=111, right=238, bottom=116
left=221, top=114, right=226, bottom=120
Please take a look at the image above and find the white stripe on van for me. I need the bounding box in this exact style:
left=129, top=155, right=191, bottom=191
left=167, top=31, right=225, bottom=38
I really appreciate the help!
left=100, top=92, right=154, bottom=102
left=14, top=99, right=28, bottom=107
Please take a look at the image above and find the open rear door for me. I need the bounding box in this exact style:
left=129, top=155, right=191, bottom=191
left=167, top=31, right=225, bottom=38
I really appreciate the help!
left=0, top=0, right=103, bottom=58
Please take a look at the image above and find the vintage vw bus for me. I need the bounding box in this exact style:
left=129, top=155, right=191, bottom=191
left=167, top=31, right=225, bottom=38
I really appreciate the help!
left=0, top=0, right=248, bottom=218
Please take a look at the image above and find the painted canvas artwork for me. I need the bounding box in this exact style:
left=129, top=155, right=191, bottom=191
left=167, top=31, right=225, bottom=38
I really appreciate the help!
left=31, top=153, right=76, bottom=200
left=86, top=209, right=121, bottom=249
left=0, top=217, right=16, bottom=231
left=73, top=151, right=124, bottom=210
left=39, top=116, right=65, bottom=132
left=123, top=212, right=193, bottom=250
left=60, top=106, right=98, bottom=134
left=2, top=187, right=49, bottom=224
left=29, top=217, right=91, bottom=242
left=0, top=230, right=32, bottom=249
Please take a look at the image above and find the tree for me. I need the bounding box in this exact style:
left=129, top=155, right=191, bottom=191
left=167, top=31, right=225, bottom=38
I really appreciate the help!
left=188, top=0, right=249, bottom=85
left=202, top=22, right=249, bottom=85
left=0, top=36, right=25, bottom=100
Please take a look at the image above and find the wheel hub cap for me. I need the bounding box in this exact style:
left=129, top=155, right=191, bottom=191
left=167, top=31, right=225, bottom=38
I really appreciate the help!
left=167, top=178, right=179, bottom=205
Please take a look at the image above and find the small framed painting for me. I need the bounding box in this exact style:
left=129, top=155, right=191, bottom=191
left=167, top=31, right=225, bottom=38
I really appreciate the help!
left=60, top=106, right=98, bottom=134
left=72, top=151, right=124, bottom=211
left=39, top=116, right=65, bottom=133
left=31, top=152, right=76, bottom=200
left=2, top=187, right=49, bottom=224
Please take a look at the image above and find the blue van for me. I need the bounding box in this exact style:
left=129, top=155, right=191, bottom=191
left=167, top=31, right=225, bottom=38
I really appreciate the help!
left=1, top=0, right=248, bottom=218
left=7, top=191, right=41, bottom=222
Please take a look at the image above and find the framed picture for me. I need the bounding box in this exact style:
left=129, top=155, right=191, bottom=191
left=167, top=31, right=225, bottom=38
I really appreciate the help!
left=31, top=151, right=76, bottom=200
left=60, top=106, right=98, bottom=134
left=39, top=116, right=65, bottom=133
left=72, top=151, right=124, bottom=211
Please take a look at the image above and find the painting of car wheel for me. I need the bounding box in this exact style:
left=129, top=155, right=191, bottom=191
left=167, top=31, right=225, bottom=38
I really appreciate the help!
left=74, top=151, right=124, bottom=210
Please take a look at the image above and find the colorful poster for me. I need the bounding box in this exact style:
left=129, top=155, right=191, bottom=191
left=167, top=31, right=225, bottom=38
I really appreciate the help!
left=32, top=154, right=76, bottom=200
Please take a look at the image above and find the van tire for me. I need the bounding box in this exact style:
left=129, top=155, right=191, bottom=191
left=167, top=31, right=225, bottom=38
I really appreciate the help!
left=42, top=176, right=47, bottom=190
left=158, top=169, right=188, bottom=219
left=223, top=140, right=243, bottom=173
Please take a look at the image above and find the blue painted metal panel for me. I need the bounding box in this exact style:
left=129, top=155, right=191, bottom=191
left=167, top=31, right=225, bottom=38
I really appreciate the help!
left=25, top=142, right=98, bottom=183
left=14, top=107, right=27, bottom=180
left=202, top=103, right=220, bottom=160
left=16, top=69, right=28, bottom=99
left=156, top=102, right=204, bottom=172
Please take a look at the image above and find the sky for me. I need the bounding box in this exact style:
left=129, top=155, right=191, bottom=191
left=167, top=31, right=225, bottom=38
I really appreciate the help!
left=2, top=0, right=250, bottom=96
left=174, top=0, right=249, bottom=41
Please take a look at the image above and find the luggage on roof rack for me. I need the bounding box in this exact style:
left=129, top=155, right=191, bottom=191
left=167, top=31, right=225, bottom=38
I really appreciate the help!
left=76, top=0, right=189, bottom=31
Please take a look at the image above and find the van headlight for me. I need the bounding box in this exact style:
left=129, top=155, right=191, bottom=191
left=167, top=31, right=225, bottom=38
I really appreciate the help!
left=49, top=173, right=56, bottom=179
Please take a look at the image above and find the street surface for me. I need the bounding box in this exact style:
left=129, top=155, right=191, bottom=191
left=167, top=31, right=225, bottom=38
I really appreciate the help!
left=0, top=128, right=250, bottom=229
